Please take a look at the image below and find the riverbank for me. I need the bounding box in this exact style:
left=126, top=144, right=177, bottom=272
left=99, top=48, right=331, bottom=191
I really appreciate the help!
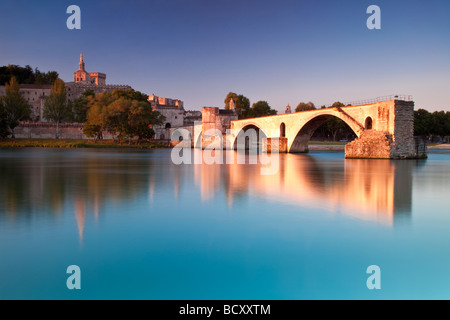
left=428, top=144, right=450, bottom=150
left=1, top=139, right=448, bottom=151
left=309, top=141, right=346, bottom=150
left=0, top=139, right=347, bottom=150
left=308, top=142, right=450, bottom=151
left=0, top=139, right=168, bottom=149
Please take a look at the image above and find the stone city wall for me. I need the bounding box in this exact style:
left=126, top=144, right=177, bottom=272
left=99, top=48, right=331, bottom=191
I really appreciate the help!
left=13, top=122, right=117, bottom=140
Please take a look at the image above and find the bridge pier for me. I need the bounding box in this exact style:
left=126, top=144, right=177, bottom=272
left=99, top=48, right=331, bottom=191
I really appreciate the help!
left=262, top=137, right=288, bottom=153
left=345, top=130, right=395, bottom=159
left=345, top=130, right=427, bottom=159
left=345, top=100, right=426, bottom=159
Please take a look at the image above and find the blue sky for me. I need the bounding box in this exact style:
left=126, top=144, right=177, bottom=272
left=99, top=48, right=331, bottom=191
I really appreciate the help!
left=0, top=0, right=449, bottom=112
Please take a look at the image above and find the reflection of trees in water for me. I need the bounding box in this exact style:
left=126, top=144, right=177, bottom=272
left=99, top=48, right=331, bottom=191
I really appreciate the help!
left=0, top=150, right=158, bottom=222
left=0, top=156, right=66, bottom=219
left=0, top=149, right=418, bottom=226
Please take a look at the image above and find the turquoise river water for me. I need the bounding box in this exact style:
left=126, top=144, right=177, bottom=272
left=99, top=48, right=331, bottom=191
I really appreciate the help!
left=0, top=148, right=449, bottom=299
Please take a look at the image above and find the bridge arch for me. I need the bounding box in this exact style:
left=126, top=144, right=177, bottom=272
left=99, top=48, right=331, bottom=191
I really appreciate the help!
left=288, top=113, right=360, bottom=153
left=233, top=124, right=267, bottom=151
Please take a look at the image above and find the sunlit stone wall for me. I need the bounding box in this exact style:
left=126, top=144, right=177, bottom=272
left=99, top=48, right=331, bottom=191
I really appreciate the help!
left=345, top=100, right=419, bottom=159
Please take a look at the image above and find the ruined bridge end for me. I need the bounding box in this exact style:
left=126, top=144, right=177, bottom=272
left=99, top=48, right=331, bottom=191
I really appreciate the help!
left=345, top=100, right=427, bottom=159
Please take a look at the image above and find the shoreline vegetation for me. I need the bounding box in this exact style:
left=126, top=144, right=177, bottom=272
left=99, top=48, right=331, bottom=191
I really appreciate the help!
left=1, top=139, right=449, bottom=150
left=0, top=138, right=168, bottom=149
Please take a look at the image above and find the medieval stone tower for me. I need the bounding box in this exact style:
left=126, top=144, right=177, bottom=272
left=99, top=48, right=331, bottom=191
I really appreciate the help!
left=73, top=53, right=106, bottom=86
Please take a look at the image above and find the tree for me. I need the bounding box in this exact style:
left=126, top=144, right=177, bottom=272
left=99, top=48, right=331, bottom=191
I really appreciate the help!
left=414, top=109, right=433, bottom=136
left=69, top=97, right=88, bottom=123
left=0, top=65, right=35, bottom=85
left=432, top=111, right=447, bottom=137
left=68, top=89, right=95, bottom=123
left=446, top=112, right=450, bottom=138
left=413, top=109, right=450, bottom=141
left=224, top=92, right=251, bottom=119
left=83, top=92, right=115, bottom=141
left=324, top=117, right=345, bottom=141
left=128, top=100, right=164, bottom=143
left=331, top=101, right=345, bottom=109
left=104, top=98, right=166, bottom=144
left=83, top=91, right=165, bottom=143
left=0, top=65, right=59, bottom=85
left=82, top=89, right=95, bottom=98
left=0, top=77, right=31, bottom=138
left=0, top=104, right=9, bottom=139
left=112, top=88, right=149, bottom=102
left=295, top=101, right=316, bottom=112
left=34, top=69, right=59, bottom=85
left=104, top=98, right=132, bottom=143
left=249, top=100, right=277, bottom=118
left=43, top=78, right=71, bottom=139
left=321, top=102, right=352, bottom=141
left=82, top=123, right=103, bottom=142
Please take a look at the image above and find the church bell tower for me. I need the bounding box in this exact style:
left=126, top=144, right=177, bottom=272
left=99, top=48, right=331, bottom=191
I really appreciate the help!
left=79, top=53, right=85, bottom=71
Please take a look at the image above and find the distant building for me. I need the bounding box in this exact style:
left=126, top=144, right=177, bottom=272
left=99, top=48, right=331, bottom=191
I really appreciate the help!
left=148, top=94, right=184, bottom=109
left=0, top=54, right=132, bottom=122
left=184, top=110, right=202, bottom=126
left=73, top=53, right=106, bottom=85
left=147, top=94, right=206, bottom=140
left=148, top=94, right=185, bottom=130
left=285, top=104, right=291, bottom=114
left=0, top=84, right=51, bottom=121
left=147, top=94, right=184, bottom=140
left=65, top=53, right=131, bottom=101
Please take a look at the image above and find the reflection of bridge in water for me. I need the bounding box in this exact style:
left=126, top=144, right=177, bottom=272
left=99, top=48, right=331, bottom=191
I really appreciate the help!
left=193, top=151, right=417, bottom=226
left=0, top=149, right=420, bottom=246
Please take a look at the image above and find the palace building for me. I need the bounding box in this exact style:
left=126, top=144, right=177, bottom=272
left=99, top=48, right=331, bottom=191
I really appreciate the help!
left=73, top=53, right=106, bottom=85
left=65, top=53, right=131, bottom=101
left=1, top=54, right=204, bottom=139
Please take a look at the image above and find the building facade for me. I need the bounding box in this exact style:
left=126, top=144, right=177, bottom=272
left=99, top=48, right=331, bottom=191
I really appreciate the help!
left=66, top=53, right=131, bottom=101
left=0, top=84, right=51, bottom=122
left=1, top=55, right=205, bottom=138
left=0, top=54, right=132, bottom=122
left=73, top=53, right=106, bottom=85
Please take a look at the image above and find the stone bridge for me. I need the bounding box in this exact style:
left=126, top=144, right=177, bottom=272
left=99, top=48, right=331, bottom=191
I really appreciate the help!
left=199, top=98, right=426, bottom=159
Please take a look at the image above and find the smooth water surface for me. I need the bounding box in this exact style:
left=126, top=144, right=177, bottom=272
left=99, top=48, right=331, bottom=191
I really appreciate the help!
left=0, top=148, right=449, bottom=299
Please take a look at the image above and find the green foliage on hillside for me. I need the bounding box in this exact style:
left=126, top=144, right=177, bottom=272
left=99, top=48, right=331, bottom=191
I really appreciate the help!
left=0, top=65, right=58, bottom=85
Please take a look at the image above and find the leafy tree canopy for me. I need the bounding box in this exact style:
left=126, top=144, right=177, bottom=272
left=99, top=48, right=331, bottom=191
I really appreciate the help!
left=83, top=91, right=165, bottom=143
left=250, top=100, right=277, bottom=118
left=0, top=64, right=59, bottom=85
left=414, top=108, right=450, bottom=138
left=0, top=103, right=9, bottom=139
left=224, top=92, right=250, bottom=119
left=43, top=78, right=71, bottom=138
left=112, top=89, right=149, bottom=103
left=295, top=102, right=316, bottom=112
left=0, top=77, right=31, bottom=138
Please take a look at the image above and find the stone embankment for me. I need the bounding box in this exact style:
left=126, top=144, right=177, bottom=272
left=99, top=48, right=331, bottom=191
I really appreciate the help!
left=428, top=144, right=450, bottom=150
